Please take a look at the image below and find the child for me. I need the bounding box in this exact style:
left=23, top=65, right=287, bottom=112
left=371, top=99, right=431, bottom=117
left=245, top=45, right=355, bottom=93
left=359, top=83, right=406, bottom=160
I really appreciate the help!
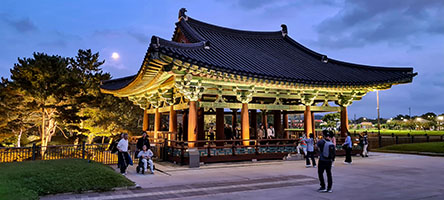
left=137, top=145, right=154, bottom=174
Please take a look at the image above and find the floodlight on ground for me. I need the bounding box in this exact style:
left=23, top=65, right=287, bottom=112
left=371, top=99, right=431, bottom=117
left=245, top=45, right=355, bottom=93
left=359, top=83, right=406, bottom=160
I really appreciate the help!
left=438, top=116, right=444, bottom=121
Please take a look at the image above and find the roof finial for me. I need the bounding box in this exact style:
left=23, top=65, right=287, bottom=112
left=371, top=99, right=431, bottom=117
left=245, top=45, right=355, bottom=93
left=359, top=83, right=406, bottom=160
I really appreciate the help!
left=179, top=8, right=188, bottom=21
left=321, top=55, right=328, bottom=63
left=281, top=24, right=288, bottom=37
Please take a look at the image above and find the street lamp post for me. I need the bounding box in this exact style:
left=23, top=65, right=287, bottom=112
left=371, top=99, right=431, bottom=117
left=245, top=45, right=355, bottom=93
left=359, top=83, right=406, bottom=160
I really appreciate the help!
left=376, top=91, right=381, bottom=136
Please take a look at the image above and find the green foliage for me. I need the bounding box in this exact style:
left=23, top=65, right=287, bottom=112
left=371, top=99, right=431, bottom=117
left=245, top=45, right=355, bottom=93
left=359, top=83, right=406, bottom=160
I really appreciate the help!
left=1, top=49, right=143, bottom=146
left=0, top=159, right=135, bottom=200
left=321, top=112, right=340, bottom=128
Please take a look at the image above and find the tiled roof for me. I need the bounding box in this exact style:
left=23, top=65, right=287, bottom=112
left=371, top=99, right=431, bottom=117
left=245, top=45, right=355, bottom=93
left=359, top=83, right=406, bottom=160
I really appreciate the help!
left=101, top=11, right=416, bottom=91
left=100, top=75, right=136, bottom=90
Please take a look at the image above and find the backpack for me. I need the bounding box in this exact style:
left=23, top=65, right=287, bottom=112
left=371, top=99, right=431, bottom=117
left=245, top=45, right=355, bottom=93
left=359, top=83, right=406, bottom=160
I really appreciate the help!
left=322, top=140, right=336, bottom=160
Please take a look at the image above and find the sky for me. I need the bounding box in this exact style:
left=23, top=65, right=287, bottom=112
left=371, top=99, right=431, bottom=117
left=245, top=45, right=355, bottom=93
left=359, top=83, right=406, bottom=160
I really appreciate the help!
left=1, top=0, right=443, bottom=119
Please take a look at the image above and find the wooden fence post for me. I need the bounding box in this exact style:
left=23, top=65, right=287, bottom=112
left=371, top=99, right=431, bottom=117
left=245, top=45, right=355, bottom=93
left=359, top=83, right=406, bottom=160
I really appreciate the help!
left=395, top=136, right=399, bottom=144
left=411, top=136, right=414, bottom=143
left=32, top=143, right=36, bottom=161
left=82, top=142, right=86, bottom=159
left=426, top=134, right=429, bottom=142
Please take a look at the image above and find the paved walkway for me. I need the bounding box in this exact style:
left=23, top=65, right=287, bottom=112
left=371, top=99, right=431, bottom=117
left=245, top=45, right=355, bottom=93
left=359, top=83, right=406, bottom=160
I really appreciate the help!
left=42, top=153, right=444, bottom=200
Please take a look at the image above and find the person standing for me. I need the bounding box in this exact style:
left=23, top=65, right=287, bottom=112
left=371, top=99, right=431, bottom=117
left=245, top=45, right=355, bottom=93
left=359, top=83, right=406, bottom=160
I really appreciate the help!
left=117, top=133, right=131, bottom=175
left=267, top=125, right=275, bottom=139
left=208, top=126, right=215, bottom=141
left=317, top=131, right=335, bottom=193
left=305, top=133, right=316, bottom=168
left=224, top=124, right=233, bottom=140
left=257, top=125, right=265, bottom=139
left=297, top=133, right=307, bottom=156
left=362, top=132, right=369, bottom=157
left=136, top=132, right=150, bottom=155
left=343, top=132, right=352, bottom=164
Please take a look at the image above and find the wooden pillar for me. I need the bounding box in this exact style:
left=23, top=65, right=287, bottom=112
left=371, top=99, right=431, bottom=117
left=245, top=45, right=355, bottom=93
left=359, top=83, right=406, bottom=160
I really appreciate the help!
left=182, top=111, right=188, bottom=141
left=262, top=110, right=268, bottom=130
left=197, top=107, right=205, bottom=145
left=232, top=109, right=238, bottom=134
left=304, top=106, right=313, bottom=137
left=251, top=109, right=257, bottom=139
left=241, top=103, right=250, bottom=146
left=154, top=108, right=161, bottom=140
left=273, top=110, right=282, bottom=138
left=169, top=106, right=177, bottom=142
left=188, top=101, right=197, bottom=147
left=216, top=108, right=225, bottom=143
left=312, top=111, right=316, bottom=138
left=340, top=106, right=349, bottom=137
left=283, top=111, right=289, bottom=139
left=143, top=109, right=149, bottom=131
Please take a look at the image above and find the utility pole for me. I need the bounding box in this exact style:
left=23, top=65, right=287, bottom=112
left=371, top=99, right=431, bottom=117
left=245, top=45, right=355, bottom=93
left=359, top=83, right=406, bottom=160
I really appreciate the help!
left=377, top=91, right=381, bottom=136
left=409, top=107, right=411, bottom=119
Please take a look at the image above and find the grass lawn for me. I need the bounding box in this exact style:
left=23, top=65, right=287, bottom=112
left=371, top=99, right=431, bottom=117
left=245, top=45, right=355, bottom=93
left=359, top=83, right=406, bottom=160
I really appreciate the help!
left=378, top=142, right=444, bottom=154
left=0, top=159, right=135, bottom=200
left=350, top=129, right=444, bottom=136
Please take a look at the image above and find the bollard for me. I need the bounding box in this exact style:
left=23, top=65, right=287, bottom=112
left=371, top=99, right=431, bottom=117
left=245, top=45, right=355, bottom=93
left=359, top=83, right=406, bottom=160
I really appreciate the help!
left=188, top=148, right=200, bottom=168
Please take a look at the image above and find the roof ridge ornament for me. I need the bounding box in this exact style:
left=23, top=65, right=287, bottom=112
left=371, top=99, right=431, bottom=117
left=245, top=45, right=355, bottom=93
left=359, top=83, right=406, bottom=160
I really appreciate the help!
left=321, top=55, right=328, bottom=63
left=204, top=41, right=210, bottom=49
left=281, top=24, right=288, bottom=37
left=179, top=8, right=188, bottom=21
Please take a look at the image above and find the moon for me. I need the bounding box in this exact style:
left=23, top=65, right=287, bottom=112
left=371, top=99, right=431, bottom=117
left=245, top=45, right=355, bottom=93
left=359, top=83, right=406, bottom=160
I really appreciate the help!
left=111, top=52, right=120, bottom=60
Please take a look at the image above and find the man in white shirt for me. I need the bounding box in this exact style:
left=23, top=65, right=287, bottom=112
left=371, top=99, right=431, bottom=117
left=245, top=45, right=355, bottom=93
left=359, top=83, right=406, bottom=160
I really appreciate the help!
left=117, top=133, right=130, bottom=175
left=137, top=145, right=154, bottom=174
left=267, top=125, right=275, bottom=139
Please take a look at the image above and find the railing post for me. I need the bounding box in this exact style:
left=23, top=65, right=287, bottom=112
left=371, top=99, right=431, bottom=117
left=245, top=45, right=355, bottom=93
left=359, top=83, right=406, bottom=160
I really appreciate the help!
left=411, top=136, right=414, bottom=143
left=395, top=136, right=399, bottom=144
left=180, top=142, right=185, bottom=165
left=378, top=135, right=382, bottom=148
left=163, top=139, right=168, bottom=161
left=82, top=142, right=86, bottom=159
left=441, top=135, right=443, bottom=141
left=32, top=143, right=36, bottom=161
left=426, top=134, right=429, bottom=142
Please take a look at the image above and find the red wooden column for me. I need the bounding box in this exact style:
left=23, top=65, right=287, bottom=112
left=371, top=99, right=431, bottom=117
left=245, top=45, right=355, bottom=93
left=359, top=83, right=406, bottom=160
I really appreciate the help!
left=262, top=110, right=268, bottom=130
left=216, top=108, right=225, bottom=145
left=241, top=103, right=250, bottom=146
left=143, top=109, right=149, bottom=131
left=197, top=107, right=205, bottom=145
left=340, top=106, right=349, bottom=137
left=154, top=108, right=161, bottom=140
left=251, top=109, right=257, bottom=139
left=304, top=106, right=313, bottom=137
left=273, top=110, right=282, bottom=138
left=169, top=106, right=177, bottom=140
left=188, top=101, right=198, bottom=147
left=283, top=111, right=289, bottom=139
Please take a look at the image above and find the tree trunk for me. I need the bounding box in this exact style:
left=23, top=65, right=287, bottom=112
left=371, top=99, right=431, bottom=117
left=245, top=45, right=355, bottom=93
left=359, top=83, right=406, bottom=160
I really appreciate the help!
left=17, top=129, right=22, bottom=147
left=41, top=108, right=46, bottom=156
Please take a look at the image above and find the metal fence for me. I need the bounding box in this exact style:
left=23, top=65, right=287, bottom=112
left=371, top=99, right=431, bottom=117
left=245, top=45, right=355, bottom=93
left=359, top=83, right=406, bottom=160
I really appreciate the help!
left=368, top=135, right=444, bottom=149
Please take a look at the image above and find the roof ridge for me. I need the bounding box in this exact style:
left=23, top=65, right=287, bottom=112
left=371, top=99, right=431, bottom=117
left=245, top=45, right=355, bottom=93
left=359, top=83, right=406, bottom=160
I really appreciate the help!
left=150, top=35, right=205, bottom=49
left=185, top=17, right=282, bottom=37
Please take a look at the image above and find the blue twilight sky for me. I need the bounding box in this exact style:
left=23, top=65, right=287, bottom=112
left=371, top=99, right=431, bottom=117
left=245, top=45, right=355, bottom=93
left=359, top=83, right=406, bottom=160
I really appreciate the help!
left=1, top=0, right=443, bottom=118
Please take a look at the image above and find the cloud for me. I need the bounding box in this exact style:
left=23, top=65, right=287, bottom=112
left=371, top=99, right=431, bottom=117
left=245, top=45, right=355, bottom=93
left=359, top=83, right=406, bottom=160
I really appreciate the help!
left=127, top=31, right=150, bottom=44
left=0, top=14, right=38, bottom=33
left=315, top=0, right=444, bottom=49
